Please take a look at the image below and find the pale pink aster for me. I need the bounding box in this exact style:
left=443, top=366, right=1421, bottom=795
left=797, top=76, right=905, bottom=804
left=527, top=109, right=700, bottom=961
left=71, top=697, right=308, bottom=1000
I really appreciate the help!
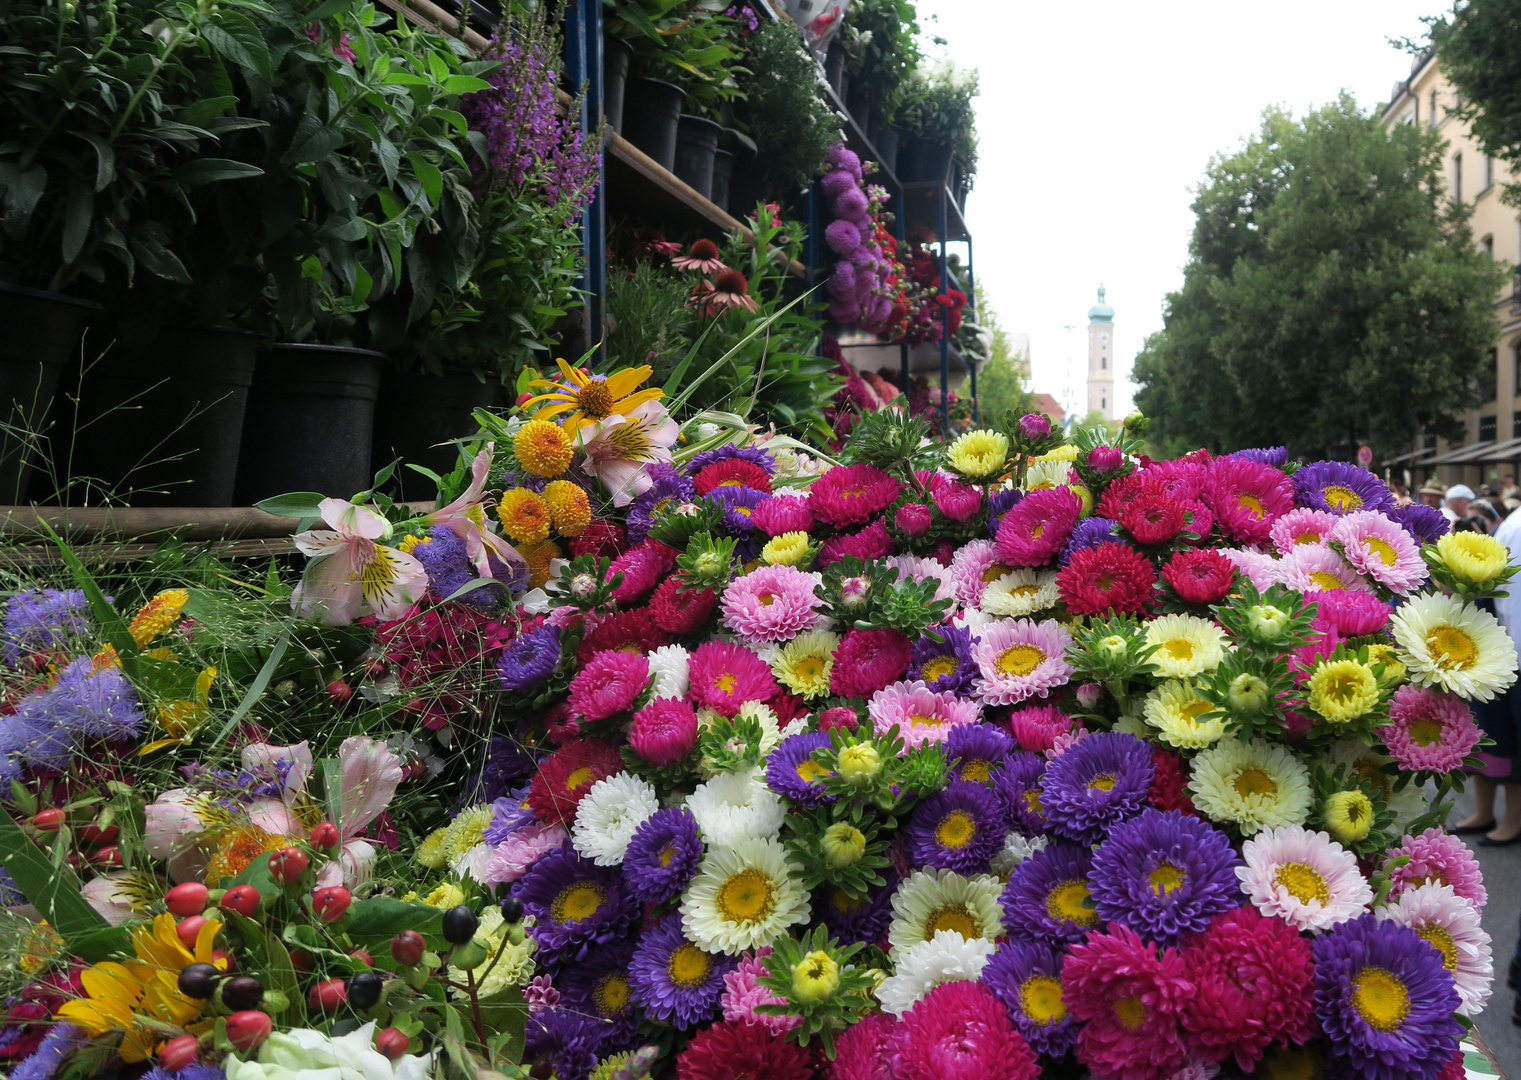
left=1383, top=828, right=1487, bottom=909
left=1236, top=824, right=1372, bottom=932
left=1273, top=544, right=1373, bottom=596
left=1380, top=882, right=1493, bottom=1015
left=1379, top=686, right=1482, bottom=773
left=950, top=540, right=1014, bottom=608
left=1005, top=702, right=1074, bottom=753
left=1047, top=725, right=1092, bottom=759
left=1269, top=508, right=1339, bottom=554
left=885, top=555, right=957, bottom=606
left=867, top=680, right=982, bottom=749
left=566, top=649, right=649, bottom=721
left=523, top=974, right=559, bottom=1011
left=721, top=947, right=800, bottom=1033
left=720, top=564, right=822, bottom=642
left=971, top=618, right=1074, bottom=706
left=1332, top=510, right=1428, bottom=593
left=481, top=822, right=569, bottom=885
left=1220, top=548, right=1279, bottom=591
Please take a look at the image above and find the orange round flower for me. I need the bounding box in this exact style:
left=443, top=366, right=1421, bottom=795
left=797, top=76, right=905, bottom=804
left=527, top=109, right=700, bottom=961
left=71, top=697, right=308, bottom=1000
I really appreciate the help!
left=543, top=480, right=592, bottom=537
left=514, top=419, right=574, bottom=478
left=498, top=488, right=552, bottom=545
left=519, top=539, right=562, bottom=589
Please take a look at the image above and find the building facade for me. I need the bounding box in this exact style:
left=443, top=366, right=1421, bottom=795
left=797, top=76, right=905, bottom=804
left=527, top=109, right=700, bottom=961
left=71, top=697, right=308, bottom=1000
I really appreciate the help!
left=1382, top=52, right=1521, bottom=487
left=1087, top=286, right=1115, bottom=421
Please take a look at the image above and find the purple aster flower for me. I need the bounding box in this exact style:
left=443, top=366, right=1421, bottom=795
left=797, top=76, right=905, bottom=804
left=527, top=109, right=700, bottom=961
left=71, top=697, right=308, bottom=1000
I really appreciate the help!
left=1000, top=841, right=1099, bottom=944
left=626, top=465, right=696, bottom=545
left=479, top=735, right=538, bottom=802
left=903, top=779, right=1005, bottom=873
left=1228, top=446, right=1289, bottom=466
left=907, top=623, right=979, bottom=694
left=993, top=751, right=1050, bottom=834
left=981, top=940, right=1079, bottom=1057
left=141, top=1067, right=224, bottom=1080
left=1293, top=461, right=1395, bottom=516
left=555, top=941, right=640, bottom=1051
left=412, top=526, right=503, bottom=607
left=0, top=866, right=21, bottom=905
left=1388, top=504, right=1450, bottom=545
left=943, top=723, right=1013, bottom=785
left=1088, top=808, right=1241, bottom=946
left=816, top=869, right=898, bottom=946
left=711, top=486, right=768, bottom=537
left=522, top=1006, right=604, bottom=1080
left=687, top=443, right=777, bottom=477
left=498, top=624, right=562, bottom=690
left=483, top=787, right=538, bottom=844
left=20, top=656, right=144, bottom=741
left=1060, top=516, right=1117, bottom=566
left=764, top=731, right=833, bottom=806
left=1040, top=731, right=1153, bottom=846
left=512, top=842, right=638, bottom=965
left=1312, top=913, right=1463, bottom=1080
left=627, top=915, right=735, bottom=1027
left=622, top=807, right=703, bottom=905
left=2, top=589, right=90, bottom=666
left=986, top=488, right=1023, bottom=535
left=8, top=1024, right=86, bottom=1080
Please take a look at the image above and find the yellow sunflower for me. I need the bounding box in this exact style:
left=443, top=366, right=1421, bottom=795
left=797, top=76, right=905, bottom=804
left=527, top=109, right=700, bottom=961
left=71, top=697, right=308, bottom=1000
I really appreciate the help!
left=523, top=360, right=664, bottom=437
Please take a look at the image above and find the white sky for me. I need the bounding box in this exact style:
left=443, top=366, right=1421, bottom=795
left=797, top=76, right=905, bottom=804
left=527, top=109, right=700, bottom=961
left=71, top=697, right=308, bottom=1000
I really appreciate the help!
left=916, top=0, right=1443, bottom=418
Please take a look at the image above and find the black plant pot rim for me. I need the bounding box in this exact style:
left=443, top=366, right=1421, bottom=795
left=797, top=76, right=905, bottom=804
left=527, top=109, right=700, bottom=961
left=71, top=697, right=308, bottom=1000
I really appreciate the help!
left=270, top=342, right=388, bottom=360
left=678, top=114, right=723, bottom=131
left=0, top=280, right=102, bottom=311
left=629, top=76, right=686, bottom=93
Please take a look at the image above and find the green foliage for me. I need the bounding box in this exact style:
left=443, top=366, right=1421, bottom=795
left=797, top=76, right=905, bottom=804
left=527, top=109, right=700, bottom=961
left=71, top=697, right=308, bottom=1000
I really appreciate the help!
left=755, top=925, right=878, bottom=1058
left=1132, top=97, right=1507, bottom=458
left=1066, top=615, right=1160, bottom=684
left=897, top=61, right=978, bottom=183
left=1428, top=0, right=1521, bottom=205
left=735, top=20, right=842, bottom=191
left=841, top=0, right=922, bottom=128
left=817, top=555, right=949, bottom=635
left=674, top=531, right=739, bottom=591
left=782, top=808, right=892, bottom=898
left=608, top=0, right=745, bottom=117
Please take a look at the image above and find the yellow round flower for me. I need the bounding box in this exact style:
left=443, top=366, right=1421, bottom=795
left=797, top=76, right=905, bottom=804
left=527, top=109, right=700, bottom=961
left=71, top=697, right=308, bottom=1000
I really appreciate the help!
left=1032, top=444, right=1079, bottom=463
left=1189, top=737, right=1313, bottom=835
left=416, top=827, right=452, bottom=869
left=514, top=418, right=575, bottom=477
left=1323, top=789, right=1375, bottom=845
left=519, top=539, right=563, bottom=589
left=1391, top=593, right=1519, bottom=701
left=1143, top=680, right=1226, bottom=750
left=822, top=822, right=867, bottom=868
left=772, top=631, right=839, bottom=699
left=1144, top=614, right=1227, bottom=679
left=543, top=479, right=592, bottom=537
left=947, top=430, right=1010, bottom=480
left=443, top=804, right=495, bottom=860
left=792, top=950, right=841, bottom=1003
left=497, top=488, right=552, bottom=544
left=1435, top=530, right=1510, bottom=586
left=1365, top=642, right=1406, bottom=682
left=762, top=531, right=813, bottom=567
left=1307, top=659, right=1380, bottom=724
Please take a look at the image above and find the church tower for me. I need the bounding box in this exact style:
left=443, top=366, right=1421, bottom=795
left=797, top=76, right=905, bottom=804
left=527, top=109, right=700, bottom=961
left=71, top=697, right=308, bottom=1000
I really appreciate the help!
left=1087, top=286, right=1115, bottom=421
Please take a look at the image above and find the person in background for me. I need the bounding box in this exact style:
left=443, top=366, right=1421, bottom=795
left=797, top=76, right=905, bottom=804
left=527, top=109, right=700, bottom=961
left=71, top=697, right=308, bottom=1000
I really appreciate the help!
left=1468, top=499, right=1501, bottom=534
left=1418, top=478, right=1449, bottom=509
left=1444, top=483, right=1476, bottom=524
left=1502, top=473, right=1518, bottom=501
left=1390, top=479, right=1413, bottom=506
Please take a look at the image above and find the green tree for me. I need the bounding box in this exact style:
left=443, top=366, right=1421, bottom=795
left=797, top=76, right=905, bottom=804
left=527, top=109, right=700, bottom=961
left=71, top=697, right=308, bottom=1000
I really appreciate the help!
left=971, top=292, right=1034, bottom=424
left=1133, top=95, right=1504, bottom=459
left=1428, top=0, right=1521, bottom=203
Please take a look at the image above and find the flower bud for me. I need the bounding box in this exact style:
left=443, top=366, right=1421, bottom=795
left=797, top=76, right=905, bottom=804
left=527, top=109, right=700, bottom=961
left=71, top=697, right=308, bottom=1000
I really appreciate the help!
left=1246, top=604, right=1290, bottom=640
left=1086, top=445, right=1123, bottom=472
left=1075, top=682, right=1104, bottom=709
left=791, top=950, right=841, bottom=1004
left=1018, top=413, right=1052, bottom=440
left=1097, top=634, right=1128, bottom=660
left=837, top=743, right=881, bottom=783
left=818, top=706, right=859, bottom=733
left=821, top=822, right=867, bottom=868
left=895, top=503, right=933, bottom=538
left=1227, top=673, right=1269, bottom=715
left=1324, top=789, right=1375, bottom=845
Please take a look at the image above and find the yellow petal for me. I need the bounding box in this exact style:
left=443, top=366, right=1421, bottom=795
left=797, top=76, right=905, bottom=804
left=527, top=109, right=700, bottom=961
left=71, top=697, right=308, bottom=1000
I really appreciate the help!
left=602, top=366, right=653, bottom=399
left=554, top=357, right=586, bottom=385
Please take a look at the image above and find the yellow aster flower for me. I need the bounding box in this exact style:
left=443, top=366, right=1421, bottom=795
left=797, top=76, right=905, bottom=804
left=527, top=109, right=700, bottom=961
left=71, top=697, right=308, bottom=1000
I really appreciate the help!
left=514, top=418, right=575, bottom=477
left=1435, top=531, right=1509, bottom=586
left=128, top=589, right=189, bottom=647
left=771, top=631, right=839, bottom=700
left=497, top=488, right=552, bottom=545
left=1032, top=444, right=1079, bottom=463
left=1145, top=614, right=1227, bottom=679
left=1143, top=680, right=1226, bottom=750
left=1307, top=659, right=1380, bottom=725
left=417, top=827, right=452, bottom=870
left=1323, top=789, right=1375, bottom=845
left=443, top=805, right=495, bottom=860
left=947, top=430, right=1009, bottom=480
left=1365, top=643, right=1406, bottom=682
left=523, top=359, right=664, bottom=437
left=792, top=950, right=841, bottom=1003
left=762, top=531, right=812, bottom=567
left=519, top=539, right=563, bottom=589
left=543, top=480, right=591, bottom=537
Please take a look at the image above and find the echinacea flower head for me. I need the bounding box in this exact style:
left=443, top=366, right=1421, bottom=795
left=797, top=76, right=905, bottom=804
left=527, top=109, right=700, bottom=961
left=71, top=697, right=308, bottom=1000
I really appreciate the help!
left=1294, top=461, right=1395, bottom=516
left=671, top=238, right=727, bottom=273
left=628, top=915, right=736, bottom=1028
left=571, top=772, right=659, bottom=866
left=524, top=360, right=664, bottom=438
left=1382, top=829, right=1486, bottom=910
left=1056, top=541, right=1157, bottom=615
left=1271, top=507, right=1342, bottom=553
left=1142, top=679, right=1226, bottom=750
left=874, top=929, right=996, bottom=1017
left=719, top=564, right=821, bottom=642
left=566, top=649, right=648, bottom=722
left=1061, top=922, right=1194, bottom=1080
left=1205, top=456, right=1295, bottom=544
left=946, top=429, right=1010, bottom=479
left=981, top=939, right=1078, bottom=1057
left=971, top=618, right=1074, bottom=706
left=687, top=641, right=779, bottom=717
left=623, top=807, right=703, bottom=904
left=675, top=1017, right=813, bottom=1080
left=907, top=623, right=979, bottom=694
left=1000, top=841, right=1098, bottom=943
left=680, top=835, right=810, bottom=954
left=1145, top=614, right=1227, bottom=679
left=1040, top=731, right=1154, bottom=845
left=1333, top=512, right=1427, bottom=593
left=1189, top=737, right=1313, bottom=835
left=1088, top=808, right=1241, bottom=945
left=1307, top=658, right=1381, bottom=727
left=764, top=731, right=833, bottom=806
left=903, top=780, right=1007, bottom=873
left=1311, top=914, right=1463, bottom=1080
left=1380, top=882, right=1492, bottom=1016
left=810, top=464, right=903, bottom=527
left=1390, top=593, right=1518, bottom=701
left=830, top=628, right=912, bottom=699
left=867, top=680, right=980, bottom=749
left=888, top=979, right=1039, bottom=1080
left=887, top=868, right=1006, bottom=956
left=512, top=841, right=639, bottom=965
left=993, top=487, right=1082, bottom=566
left=1379, top=686, right=1481, bottom=774
left=1237, top=825, right=1373, bottom=932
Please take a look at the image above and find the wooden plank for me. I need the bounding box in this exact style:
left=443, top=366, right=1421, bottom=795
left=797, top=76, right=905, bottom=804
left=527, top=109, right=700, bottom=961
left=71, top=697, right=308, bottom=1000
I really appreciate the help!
left=375, top=0, right=491, bottom=53
left=0, top=538, right=297, bottom=569
left=0, top=503, right=436, bottom=542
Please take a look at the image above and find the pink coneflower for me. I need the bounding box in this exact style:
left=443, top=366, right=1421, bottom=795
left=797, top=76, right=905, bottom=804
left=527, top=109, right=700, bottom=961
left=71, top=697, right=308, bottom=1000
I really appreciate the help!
left=1005, top=702, right=1074, bottom=753
left=889, top=980, right=1039, bottom=1080
left=1274, top=544, right=1373, bottom=596
left=1269, top=508, right=1340, bottom=554
left=972, top=618, right=1074, bottom=706
left=867, top=680, right=981, bottom=749
left=818, top=520, right=894, bottom=567
left=720, top=564, right=822, bottom=642
left=831, top=628, right=912, bottom=699
left=1382, top=828, right=1487, bottom=910
left=630, top=696, right=700, bottom=765
left=721, top=948, right=800, bottom=1033
left=1205, top=456, right=1294, bottom=545
left=994, top=487, right=1082, bottom=566
left=702, top=268, right=759, bottom=313
left=1062, top=923, right=1193, bottom=1080
left=1332, top=511, right=1428, bottom=594
left=687, top=641, right=778, bottom=716
left=951, top=540, right=1016, bottom=609
left=481, top=822, right=569, bottom=885
left=811, top=464, right=904, bottom=527
left=672, top=238, right=727, bottom=273
left=1380, top=686, right=1482, bottom=774
left=750, top=494, right=814, bottom=536
left=1312, top=590, right=1392, bottom=637
left=566, top=649, right=649, bottom=721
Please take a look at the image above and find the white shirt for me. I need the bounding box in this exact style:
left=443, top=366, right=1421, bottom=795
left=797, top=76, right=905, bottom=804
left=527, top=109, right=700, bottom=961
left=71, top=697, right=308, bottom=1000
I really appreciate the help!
left=1490, top=510, right=1521, bottom=651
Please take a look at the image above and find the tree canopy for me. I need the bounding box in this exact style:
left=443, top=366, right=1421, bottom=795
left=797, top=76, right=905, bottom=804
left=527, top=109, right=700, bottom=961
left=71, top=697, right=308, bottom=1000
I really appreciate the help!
left=1132, top=95, right=1503, bottom=459
left=1432, top=0, right=1521, bottom=203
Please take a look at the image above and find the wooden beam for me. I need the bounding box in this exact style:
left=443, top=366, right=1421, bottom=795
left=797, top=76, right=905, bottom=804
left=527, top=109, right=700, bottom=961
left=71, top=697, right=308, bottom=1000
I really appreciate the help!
left=0, top=504, right=435, bottom=542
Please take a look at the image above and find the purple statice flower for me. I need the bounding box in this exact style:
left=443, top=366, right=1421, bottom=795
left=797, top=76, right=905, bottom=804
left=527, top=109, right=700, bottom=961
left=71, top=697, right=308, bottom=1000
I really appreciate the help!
left=1312, top=914, right=1463, bottom=1080
left=17, top=657, right=146, bottom=742
left=1388, top=504, right=1450, bottom=544
left=986, top=487, right=1023, bottom=535
left=622, top=807, right=703, bottom=905
left=555, top=941, right=640, bottom=1051
left=1293, top=461, right=1395, bottom=515
left=902, top=779, right=1005, bottom=874
left=512, top=842, right=638, bottom=965
left=483, top=786, right=537, bottom=844
left=140, top=1067, right=224, bottom=1080
left=764, top=731, right=833, bottom=806
left=2, top=589, right=89, bottom=666
left=993, top=750, right=1050, bottom=834
left=412, top=526, right=502, bottom=607
left=1040, top=731, right=1153, bottom=846
left=1060, top=516, right=1117, bottom=566
left=522, top=1007, right=604, bottom=1080
left=1228, top=446, right=1289, bottom=466
left=1088, top=808, right=1241, bottom=946
left=724, top=3, right=759, bottom=31
left=498, top=624, right=561, bottom=690
left=627, top=915, right=735, bottom=1028
left=686, top=444, right=777, bottom=477
left=625, top=464, right=695, bottom=545
left=907, top=623, right=979, bottom=695
left=9, top=1024, right=86, bottom=1080
left=816, top=869, right=898, bottom=946
left=1001, top=842, right=1099, bottom=944
left=943, top=723, right=1013, bottom=785
left=981, top=940, right=1079, bottom=1057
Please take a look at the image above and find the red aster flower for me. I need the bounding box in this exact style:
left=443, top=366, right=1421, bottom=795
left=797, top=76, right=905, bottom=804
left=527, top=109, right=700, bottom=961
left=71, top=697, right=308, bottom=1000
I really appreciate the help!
left=526, top=738, right=624, bottom=824
left=818, top=520, right=894, bottom=567
left=1096, top=471, right=1149, bottom=521
left=1118, top=496, right=1186, bottom=546
left=693, top=458, right=773, bottom=497
left=1148, top=746, right=1199, bottom=815
left=677, top=1019, right=812, bottom=1080
left=810, top=464, right=904, bottom=527
left=1063, top=923, right=1193, bottom=1080
left=608, top=540, right=677, bottom=605
left=1056, top=541, right=1156, bottom=615
left=891, top=980, right=1038, bottom=1080
left=569, top=519, right=626, bottom=558
left=830, top=628, right=911, bottom=699
left=576, top=608, right=671, bottom=664
left=1161, top=548, right=1236, bottom=605
left=649, top=574, right=717, bottom=635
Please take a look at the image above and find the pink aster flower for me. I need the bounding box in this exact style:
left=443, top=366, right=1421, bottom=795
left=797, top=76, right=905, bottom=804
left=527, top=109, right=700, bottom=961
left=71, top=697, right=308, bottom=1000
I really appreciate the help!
left=994, top=487, right=1082, bottom=567
left=608, top=541, right=676, bottom=604
left=830, top=1010, right=897, bottom=1080
left=972, top=618, right=1074, bottom=706
left=1274, top=543, right=1373, bottom=595
left=819, top=706, right=860, bottom=732
left=720, top=564, right=822, bottom=642
left=687, top=641, right=778, bottom=716
left=523, top=974, right=559, bottom=1011
left=890, top=980, right=1038, bottom=1080
left=1312, top=590, right=1392, bottom=637
left=1383, top=828, right=1487, bottom=909
left=1236, top=825, right=1371, bottom=933
left=1005, top=702, right=1074, bottom=753
left=566, top=649, right=649, bottom=721
left=1063, top=923, right=1193, bottom=1080
left=1221, top=548, right=1280, bottom=591
left=1380, top=686, right=1482, bottom=773
left=1269, top=508, right=1339, bottom=554
left=831, top=628, right=913, bottom=698
left=721, top=948, right=800, bottom=1033
left=867, top=680, right=981, bottom=749
left=1332, top=510, right=1428, bottom=593
left=896, top=503, right=933, bottom=536
left=1204, top=456, right=1294, bottom=545
left=951, top=540, right=1016, bottom=608
left=818, top=520, right=894, bottom=567
left=630, top=696, right=699, bottom=765
left=810, top=464, right=904, bottom=527
left=885, top=555, right=956, bottom=606
left=482, top=822, right=569, bottom=885
left=751, top=494, right=815, bottom=537
left=933, top=480, right=983, bottom=524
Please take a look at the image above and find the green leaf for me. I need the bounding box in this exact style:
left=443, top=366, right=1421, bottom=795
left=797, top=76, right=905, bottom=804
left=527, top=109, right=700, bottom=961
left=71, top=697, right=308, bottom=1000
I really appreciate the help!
left=254, top=492, right=327, bottom=518
left=0, top=810, right=113, bottom=947
left=175, top=157, right=264, bottom=187
left=208, top=626, right=291, bottom=746
left=179, top=95, right=240, bottom=127
left=60, top=185, right=92, bottom=267
left=203, top=12, right=272, bottom=81
left=346, top=898, right=444, bottom=943
left=406, top=153, right=443, bottom=206
left=440, top=75, right=492, bottom=95
left=130, top=234, right=191, bottom=283
left=283, top=114, right=346, bottom=165
left=75, top=133, right=116, bottom=193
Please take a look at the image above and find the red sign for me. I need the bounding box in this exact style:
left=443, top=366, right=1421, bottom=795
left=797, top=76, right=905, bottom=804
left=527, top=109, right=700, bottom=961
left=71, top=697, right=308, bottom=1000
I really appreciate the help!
left=1357, top=445, right=1373, bottom=467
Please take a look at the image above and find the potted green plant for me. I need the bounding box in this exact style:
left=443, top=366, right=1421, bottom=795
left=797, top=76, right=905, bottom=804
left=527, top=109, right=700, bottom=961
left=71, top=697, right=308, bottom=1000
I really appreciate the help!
left=730, top=19, right=841, bottom=203
left=897, top=60, right=979, bottom=187
left=841, top=0, right=922, bottom=169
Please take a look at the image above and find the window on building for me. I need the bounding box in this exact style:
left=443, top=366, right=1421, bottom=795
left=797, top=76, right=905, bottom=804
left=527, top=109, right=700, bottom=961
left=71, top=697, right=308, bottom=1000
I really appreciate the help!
left=1484, top=235, right=1495, bottom=258
left=1430, top=90, right=1439, bottom=124
left=1514, top=413, right=1521, bottom=439
left=1486, top=156, right=1496, bottom=191
left=1424, top=432, right=1438, bottom=453
left=1485, top=347, right=1498, bottom=402
left=1101, top=356, right=1106, bottom=370
left=1101, top=395, right=1107, bottom=411
left=1482, top=415, right=1498, bottom=443
left=1454, top=153, right=1463, bottom=203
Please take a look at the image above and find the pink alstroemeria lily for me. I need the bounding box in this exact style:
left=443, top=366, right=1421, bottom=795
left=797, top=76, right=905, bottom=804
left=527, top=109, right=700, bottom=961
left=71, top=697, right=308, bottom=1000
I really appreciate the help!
left=292, top=499, right=428, bottom=625
left=418, top=441, right=529, bottom=584
left=577, top=400, right=679, bottom=507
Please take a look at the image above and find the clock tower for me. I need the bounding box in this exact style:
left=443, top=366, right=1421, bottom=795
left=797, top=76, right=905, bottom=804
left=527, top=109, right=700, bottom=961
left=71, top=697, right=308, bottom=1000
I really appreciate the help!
left=1086, top=286, right=1115, bottom=422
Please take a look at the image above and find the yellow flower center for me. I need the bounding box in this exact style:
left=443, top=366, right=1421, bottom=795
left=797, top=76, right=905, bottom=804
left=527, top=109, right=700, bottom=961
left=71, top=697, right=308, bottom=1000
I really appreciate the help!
left=1408, top=720, right=1444, bottom=747
left=551, top=881, right=606, bottom=923
left=575, top=380, right=616, bottom=419
left=1114, top=994, right=1147, bottom=1030
left=924, top=903, right=980, bottom=940
left=921, top=655, right=960, bottom=681
left=1274, top=862, right=1331, bottom=905
left=935, top=810, right=977, bottom=849
left=1323, top=485, right=1363, bottom=512
left=717, top=868, right=775, bottom=924
left=1234, top=767, right=1278, bottom=798
left=1019, top=975, right=1067, bottom=1025
left=758, top=592, right=776, bottom=607
left=960, top=759, right=991, bottom=783
left=715, top=673, right=738, bottom=693
left=796, top=759, right=829, bottom=783
left=1024, top=787, right=1044, bottom=813
left=830, top=888, right=864, bottom=915
left=667, top=944, right=712, bottom=987
left=1162, top=637, right=1194, bottom=661
left=997, top=644, right=1045, bottom=677
left=1046, top=880, right=1098, bottom=926
left=596, top=973, right=631, bottom=1012
left=1352, top=966, right=1410, bottom=1032
left=1181, top=699, right=1214, bottom=723
left=1415, top=923, right=1459, bottom=970
left=910, top=713, right=946, bottom=729
left=1295, top=531, right=1323, bottom=545
left=983, top=563, right=1016, bottom=583
left=1148, top=860, right=1186, bottom=896
left=1031, top=523, right=1046, bottom=539
left=1426, top=625, right=1479, bottom=670
left=1309, top=571, right=1345, bottom=591
left=1238, top=493, right=1265, bottom=517
left=658, top=845, right=677, bottom=868
left=1089, top=773, right=1116, bottom=792
left=565, top=767, right=595, bottom=792
left=1364, top=537, right=1398, bottom=566
left=793, top=656, right=826, bottom=683
left=1009, top=585, right=1040, bottom=599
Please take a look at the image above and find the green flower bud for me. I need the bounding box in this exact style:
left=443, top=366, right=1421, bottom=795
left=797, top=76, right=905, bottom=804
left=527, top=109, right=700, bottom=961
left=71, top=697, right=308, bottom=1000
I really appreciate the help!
left=821, top=822, right=867, bottom=868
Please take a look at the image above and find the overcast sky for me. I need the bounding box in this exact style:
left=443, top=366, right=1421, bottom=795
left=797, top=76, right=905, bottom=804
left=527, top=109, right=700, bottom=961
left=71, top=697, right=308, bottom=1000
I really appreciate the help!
left=915, top=0, right=1443, bottom=419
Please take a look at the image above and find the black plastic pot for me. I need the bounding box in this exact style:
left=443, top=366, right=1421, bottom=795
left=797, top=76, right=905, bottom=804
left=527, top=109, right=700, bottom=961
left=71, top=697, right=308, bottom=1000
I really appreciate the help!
left=846, top=81, right=873, bottom=128
left=711, top=150, right=735, bottom=213
left=0, top=282, right=100, bottom=504
left=371, top=367, right=498, bottom=492
left=623, top=78, right=687, bottom=172
left=824, top=41, right=847, bottom=96
left=674, top=115, right=722, bottom=201
left=68, top=327, right=259, bottom=506
left=873, top=126, right=900, bottom=176
left=900, top=137, right=954, bottom=184
left=726, top=162, right=774, bottom=220
left=234, top=343, right=385, bottom=504
left=604, top=37, right=634, bottom=133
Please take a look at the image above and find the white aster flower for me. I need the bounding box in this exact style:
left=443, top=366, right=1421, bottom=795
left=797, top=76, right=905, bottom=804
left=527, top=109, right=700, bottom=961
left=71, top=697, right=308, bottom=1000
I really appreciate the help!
left=1236, top=824, right=1372, bottom=933
left=572, top=772, right=660, bottom=866
left=226, top=1021, right=435, bottom=1080
left=1189, top=737, right=1313, bottom=836
left=1025, top=459, right=1074, bottom=491
left=990, top=831, right=1049, bottom=879
left=874, top=929, right=995, bottom=1016
left=887, top=868, right=1006, bottom=957
left=981, top=569, right=1061, bottom=618
left=447, top=906, right=536, bottom=997
left=680, top=835, right=810, bottom=954
left=1144, top=613, right=1227, bottom=679
left=647, top=645, right=691, bottom=700
left=450, top=842, right=495, bottom=885
left=685, top=765, right=785, bottom=845
left=1380, top=882, right=1493, bottom=1015
left=1390, top=592, right=1518, bottom=701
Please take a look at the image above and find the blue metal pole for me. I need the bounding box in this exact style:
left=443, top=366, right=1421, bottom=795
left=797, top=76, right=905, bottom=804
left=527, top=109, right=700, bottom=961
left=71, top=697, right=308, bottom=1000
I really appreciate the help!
left=937, top=187, right=949, bottom=434
left=896, top=186, right=908, bottom=395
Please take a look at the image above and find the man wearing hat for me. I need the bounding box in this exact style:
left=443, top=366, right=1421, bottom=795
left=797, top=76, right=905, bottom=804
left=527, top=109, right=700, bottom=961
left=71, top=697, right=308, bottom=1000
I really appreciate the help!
left=1417, top=478, right=1447, bottom=509
left=1443, top=483, right=1475, bottom=524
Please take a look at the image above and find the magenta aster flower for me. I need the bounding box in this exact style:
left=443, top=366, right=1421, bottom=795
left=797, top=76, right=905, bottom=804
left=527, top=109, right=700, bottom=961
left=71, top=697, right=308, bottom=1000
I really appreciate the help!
left=1314, top=590, right=1394, bottom=637
left=888, top=980, right=1039, bottom=1080
left=630, top=697, right=699, bottom=766
left=1006, top=703, right=1074, bottom=754
left=829, top=1011, right=897, bottom=1080
left=1333, top=511, right=1428, bottom=594
left=1383, top=829, right=1486, bottom=909
left=950, top=540, right=1015, bottom=608
left=687, top=641, right=778, bottom=717
left=749, top=493, right=814, bottom=536
left=810, top=464, right=903, bottom=527
left=566, top=649, right=648, bottom=721
left=1062, top=923, right=1193, bottom=1080
left=1205, top=456, right=1295, bottom=545
left=932, top=480, right=983, bottom=524
left=818, top=520, right=894, bottom=567
left=1379, top=686, right=1482, bottom=774
left=971, top=618, right=1074, bottom=706
left=994, top=487, right=1082, bottom=567
left=720, top=564, right=821, bottom=642
left=831, top=628, right=912, bottom=699
left=867, top=680, right=980, bottom=750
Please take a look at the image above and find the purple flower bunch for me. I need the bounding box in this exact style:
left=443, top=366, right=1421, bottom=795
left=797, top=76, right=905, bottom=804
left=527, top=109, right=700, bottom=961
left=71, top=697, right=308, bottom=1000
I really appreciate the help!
left=821, top=144, right=894, bottom=331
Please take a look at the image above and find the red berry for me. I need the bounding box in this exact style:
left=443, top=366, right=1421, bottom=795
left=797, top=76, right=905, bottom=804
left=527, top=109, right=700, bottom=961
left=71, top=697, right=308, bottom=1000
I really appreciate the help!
left=211, top=950, right=236, bottom=971
left=375, top=1028, right=410, bottom=1060
left=288, top=949, right=313, bottom=972
left=350, top=948, right=375, bottom=967
left=515, top=391, right=533, bottom=408
left=220, top=885, right=261, bottom=918
left=90, top=845, right=123, bottom=867
left=166, top=883, right=209, bottom=918
left=224, top=1011, right=273, bottom=1052
left=308, top=978, right=347, bottom=1012
left=176, top=916, right=207, bottom=949
left=32, top=809, right=65, bottom=831
left=309, top=821, right=341, bottom=850
left=326, top=680, right=353, bottom=702
left=78, top=822, right=119, bottom=845
left=268, top=847, right=309, bottom=885
left=311, top=886, right=352, bottom=923
left=158, top=1034, right=201, bottom=1072
left=390, top=931, right=425, bottom=966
